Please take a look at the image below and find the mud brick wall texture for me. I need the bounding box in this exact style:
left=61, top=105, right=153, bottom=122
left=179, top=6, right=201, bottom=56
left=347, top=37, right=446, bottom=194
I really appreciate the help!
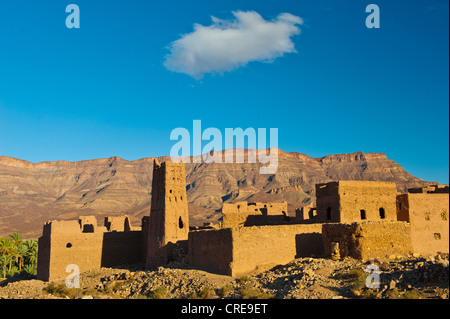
left=188, top=224, right=323, bottom=277
left=322, top=221, right=413, bottom=261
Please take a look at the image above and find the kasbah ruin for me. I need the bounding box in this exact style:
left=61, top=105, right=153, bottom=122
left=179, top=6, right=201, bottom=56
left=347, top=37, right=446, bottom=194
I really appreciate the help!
left=35, top=160, right=449, bottom=288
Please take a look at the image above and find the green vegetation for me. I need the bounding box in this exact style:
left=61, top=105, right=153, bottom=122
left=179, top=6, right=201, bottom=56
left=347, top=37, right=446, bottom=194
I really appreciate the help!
left=149, top=285, right=169, bottom=299
left=239, top=286, right=274, bottom=299
left=0, top=233, right=38, bottom=278
left=43, top=282, right=84, bottom=299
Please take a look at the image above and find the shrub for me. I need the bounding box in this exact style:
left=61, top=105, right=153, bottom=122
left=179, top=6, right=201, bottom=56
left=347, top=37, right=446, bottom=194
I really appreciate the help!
left=200, top=286, right=216, bottom=299
left=239, top=287, right=274, bottom=299
left=149, top=286, right=168, bottom=299
left=43, top=282, right=83, bottom=299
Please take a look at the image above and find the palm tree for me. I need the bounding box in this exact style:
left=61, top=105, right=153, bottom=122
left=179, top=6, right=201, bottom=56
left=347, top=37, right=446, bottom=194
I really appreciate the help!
left=17, top=243, right=28, bottom=271
left=0, top=237, right=11, bottom=256
left=8, top=233, right=23, bottom=247
left=0, top=256, right=9, bottom=278
left=0, top=238, right=14, bottom=271
left=24, top=239, right=38, bottom=266
left=22, top=264, right=35, bottom=276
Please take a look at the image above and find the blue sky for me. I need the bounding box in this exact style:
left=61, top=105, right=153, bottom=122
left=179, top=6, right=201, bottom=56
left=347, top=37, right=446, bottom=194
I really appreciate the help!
left=0, top=0, right=448, bottom=183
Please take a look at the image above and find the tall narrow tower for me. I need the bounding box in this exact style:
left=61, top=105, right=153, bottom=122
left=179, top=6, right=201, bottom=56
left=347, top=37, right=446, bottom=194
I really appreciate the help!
left=146, top=159, right=189, bottom=266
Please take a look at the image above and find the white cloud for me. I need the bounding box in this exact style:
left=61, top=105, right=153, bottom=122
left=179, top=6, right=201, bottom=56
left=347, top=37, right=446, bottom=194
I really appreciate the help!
left=163, top=11, right=303, bottom=79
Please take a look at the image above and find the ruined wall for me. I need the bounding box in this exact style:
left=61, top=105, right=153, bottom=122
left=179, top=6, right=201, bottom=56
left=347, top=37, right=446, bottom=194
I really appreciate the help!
left=316, top=182, right=341, bottom=222
left=231, top=224, right=323, bottom=276
left=188, top=228, right=233, bottom=275
left=37, top=219, right=104, bottom=281
left=322, top=221, right=413, bottom=261
left=295, top=203, right=318, bottom=223
left=188, top=224, right=323, bottom=277
left=221, top=201, right=288, bottom=228
left=408, top=185, right=449, bottom=194
left=101, top=231, right=143, bottom=267
left=397, top=193, right=449, bottom=255
left=146, top=160, right=190, bottom=266
left=37, top=216, right=144, bottom=282
left=316, top=181, right=397, bottom=223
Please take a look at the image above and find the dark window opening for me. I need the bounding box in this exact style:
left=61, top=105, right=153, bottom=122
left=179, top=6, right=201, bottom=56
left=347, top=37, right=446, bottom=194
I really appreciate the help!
left=434, top=233, right=441, bottom=240
left=326, top=207, right=332, bottom=220
left=379, top=208, right=386, bottom=219
left=179, top=217, right=184, bottom=229
left=360, top=210, right=367, bottom=220
left=66, top=243, right=72, bottom=248
left=82, top=224, right=94, bottom=233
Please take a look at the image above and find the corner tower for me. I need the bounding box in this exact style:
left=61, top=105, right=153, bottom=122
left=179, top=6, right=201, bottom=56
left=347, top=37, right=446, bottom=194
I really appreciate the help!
left=146, top=160, right=189, bottom=266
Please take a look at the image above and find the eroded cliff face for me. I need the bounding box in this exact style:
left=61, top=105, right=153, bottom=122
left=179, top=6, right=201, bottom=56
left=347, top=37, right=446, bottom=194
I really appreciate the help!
left=0, top=150, right=431, bottom=238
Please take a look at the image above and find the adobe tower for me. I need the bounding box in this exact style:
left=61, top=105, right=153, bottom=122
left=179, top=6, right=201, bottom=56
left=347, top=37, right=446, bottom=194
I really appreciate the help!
left=146, top=159, right=189, bottom=267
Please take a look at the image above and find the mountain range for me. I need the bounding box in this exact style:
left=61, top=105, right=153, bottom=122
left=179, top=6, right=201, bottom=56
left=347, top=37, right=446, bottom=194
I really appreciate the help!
left=0, top=149, right=433, bottom=238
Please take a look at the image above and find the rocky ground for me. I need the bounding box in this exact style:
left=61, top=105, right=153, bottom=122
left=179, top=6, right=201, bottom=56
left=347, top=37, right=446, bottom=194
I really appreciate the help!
left=0, top=253, right=448, bottom=299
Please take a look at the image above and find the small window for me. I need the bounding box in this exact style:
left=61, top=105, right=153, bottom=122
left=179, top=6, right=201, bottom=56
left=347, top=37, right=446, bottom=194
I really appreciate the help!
left=425, top=212, right=431, bottom=221
left=66, top=243, right=72, bottom=248
left=179, top=217, right=184, bottom=229
left=326, top=207, right=332, bottom=220
left=360, top=210, right=367, bottom=220
left=441, top=212, right=448, bottom=221
left=379, top=208, right=386, bottom=219
left=434, top=233, right=441, bottom=240
left=169, top=189, right=172, bottom=193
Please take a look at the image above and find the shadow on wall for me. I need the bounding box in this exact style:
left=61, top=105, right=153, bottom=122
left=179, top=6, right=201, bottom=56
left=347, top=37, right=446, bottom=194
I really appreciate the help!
left=243, top=214, right=291, bottom=227
left=295, top=233, right=324, bottom=258
left=100, top=231, right=144, bottom=268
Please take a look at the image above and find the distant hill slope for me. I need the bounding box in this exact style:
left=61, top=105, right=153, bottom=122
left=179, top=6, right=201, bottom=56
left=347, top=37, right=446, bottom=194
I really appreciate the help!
left=0, top=149, right=432, bottom=238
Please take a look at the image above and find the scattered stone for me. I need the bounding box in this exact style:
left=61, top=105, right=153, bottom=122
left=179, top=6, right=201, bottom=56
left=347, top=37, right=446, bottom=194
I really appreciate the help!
left=0, top=254, right=448, bottom=299
left=389, top=280, right=396, bottom=290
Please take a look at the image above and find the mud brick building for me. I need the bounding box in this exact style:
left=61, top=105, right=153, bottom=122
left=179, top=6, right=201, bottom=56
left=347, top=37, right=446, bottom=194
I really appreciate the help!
left=37, top=161, right=449, bottom=281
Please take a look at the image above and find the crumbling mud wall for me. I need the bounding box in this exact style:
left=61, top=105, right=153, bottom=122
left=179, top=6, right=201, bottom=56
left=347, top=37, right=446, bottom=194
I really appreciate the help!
left=322, top=221, right=413, bottom=261
left=188, top=224, right=323, bottom=277
left=37, top=216, right=143, bottom=282
left=231, top=224, right=323, bottom=276
left=316, top=181, right=397, bottom=223
left=188, top=228, right=234, bottom=275
left=221, top=201, right=289, bottom=228
left=397, top=193, right=449, bottom=255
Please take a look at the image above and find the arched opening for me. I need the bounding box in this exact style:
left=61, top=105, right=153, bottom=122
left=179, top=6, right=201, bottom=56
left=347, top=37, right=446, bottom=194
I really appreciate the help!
left=66, top=243, right=72, bottom=248
left=360, top=209, right=367, bottom=220
left=178, top=217, right=184, bottom=229
left=326, top=207, right=332, bottom=220
left=379, top=207, right=386, bottom=219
